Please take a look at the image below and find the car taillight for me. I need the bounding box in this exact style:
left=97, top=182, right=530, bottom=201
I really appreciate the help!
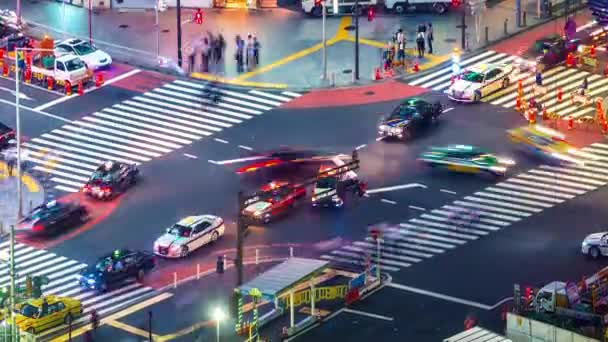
left=81, top=185, right=89, bottom=192
left=32, top=224, right=44, bottom=232
left=102, top=186, right=111, bottom=193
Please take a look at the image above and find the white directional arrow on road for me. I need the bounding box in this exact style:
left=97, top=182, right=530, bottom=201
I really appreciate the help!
left=365, top=183, right=427, bottom=194
left=0, top=86, right=32, bottom=101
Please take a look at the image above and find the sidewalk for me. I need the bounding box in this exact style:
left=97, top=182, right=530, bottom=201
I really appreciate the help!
left=0, top=161, right=45, bottom=230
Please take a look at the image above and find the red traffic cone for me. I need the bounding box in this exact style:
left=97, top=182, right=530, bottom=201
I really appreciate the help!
left=78, top=80, right=83, bottom=96
left=603, top=120, right=608, bottom=134
left=516, top=96, right=522, bottom=111
left=374, top=67, right=381, bottom=81
left=65, top=81, right=72, bottom=96
left=542, top=106, right=548, bottom=121
left=47, top=77, right=53, bottom=90
left=24, top=69, right=31, bottom=84
left=568, top=116, right=574, bottom=130
left=0, top=49, right=4, bottom=60
left=95, top=72, right=104, bottom=87
left=604, top=63, right=608, bottom=77
left=557, top=87, right=563, bottom=103
left=2, top=63, right=7, bottom=77
left=413, top=60, right=420, bottom=72
left=529, top=109, right=536, bottom=125
left=567, top=53, right=573, bottom=67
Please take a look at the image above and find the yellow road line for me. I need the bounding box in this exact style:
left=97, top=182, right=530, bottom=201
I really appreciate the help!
left=334, top=16, right=353, bottom=40
left=0, top=161, right=39, bottom=192
left=107, top=319, right=161, bottom=340
left=232, top=37, right=342, bottom=82
left=157, top=319, right=214, bottom=341
left=50, top=292, right=173, bottom=342
left=189, top=72, right=289, bottom=88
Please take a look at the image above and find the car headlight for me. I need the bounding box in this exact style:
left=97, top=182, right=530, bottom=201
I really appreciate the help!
left=390, top=127, right=401, bottom=134
left=489, top=166, right=506, bottom=173
left=378, top=125, right=388, bottom=131
left=582, top=241, right=589, bottom=246
left=253, top=211, right=261, bottom=217
left=332, top=195, right=341, bottom=202
left=87, top=278, right=95, bottom=284
left=170, top=245, right=181, bottom=254
left=497, top=158, right=516, bottom=165
left=312, top=196, right=317, bottom=202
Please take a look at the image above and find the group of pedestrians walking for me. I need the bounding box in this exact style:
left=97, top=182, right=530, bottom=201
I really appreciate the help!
left=186, top=31, right=226, bottom=74
left=382, top=22, right=434, bottom=71
left=235, top=33, right=261, bottom=73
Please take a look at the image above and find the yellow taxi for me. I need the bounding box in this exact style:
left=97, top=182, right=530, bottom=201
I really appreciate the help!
left=14, top=295, right=82, bottom=334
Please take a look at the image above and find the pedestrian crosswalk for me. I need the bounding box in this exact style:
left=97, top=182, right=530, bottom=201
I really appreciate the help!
left=0, top=240, right=156, bottom=316
left=406, top=50, right=607, bottom=120
left=24, top=80, right=302, bottom=193
left=322, top=142, right=608, bottom=273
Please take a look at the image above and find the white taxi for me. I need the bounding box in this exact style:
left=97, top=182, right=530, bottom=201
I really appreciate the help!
left=448, top=63, right=513, bottom=102
left=153, top=215, right=225, bottom=258
left=55, top=39, right=112, bottom=70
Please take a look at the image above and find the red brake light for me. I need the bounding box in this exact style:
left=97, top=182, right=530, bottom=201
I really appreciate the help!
left=32, top=224, right=44, bottom=232
left=451, top=0, right=460, bottom=6
left=314, top=0, right=321, bottom=5
left=102, top=186, right=111, bottom=192
left=82, top=185, right=90, bottom=192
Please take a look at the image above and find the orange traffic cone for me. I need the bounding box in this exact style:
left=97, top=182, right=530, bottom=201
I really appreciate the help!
left=374, top=67, right=381, bottom=81
left=95, top=73, right=104, bottom=87
left=413, top=60, right=420, bottom=72
left=557, top=87, right=563, bottom=103
left=567, top=53, right=573, bottom=67
left=591, top=45, right=596, bottom=57
left=2, top=63, right=7, bottom=77
left=603, top=120, right=608, bottom=134
left=568, top=116, right=574, bottom=130
left=65, top=81, right=72, bottom=96
left=47, top=77, right=53, bottom=90
left=518, top=80, right=523, bottom=94
left=77, top=80, right=83, bottom=96
left=516, top=96, right=522, bottom=111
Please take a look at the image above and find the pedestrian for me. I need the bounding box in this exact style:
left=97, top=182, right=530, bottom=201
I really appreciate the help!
left=4, top=140, right=16, bottom=177
left=396, top=29, right=405, bottom=63
left=201, top=37, right=210, bottom=72
left=427, top=22, right=434, bottom=54
left=218, top=33, right=225, bottom=61
left=581, top=76, right=588, bottom=95
left=417, top=23, right=426, bottom=34
left=235, top=35, right=244, bottom=73
left=186, top=44, right=195, bottom=74
left=246, top=35, right=255, bottom=70
left=253, top=36, right=260, bottom=65
left=416, top=31, right=425, bottom=58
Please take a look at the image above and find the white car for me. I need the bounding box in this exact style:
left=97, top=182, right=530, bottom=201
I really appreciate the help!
left=55, top=38, right=112, bottom=70
left=582, top=232, right=608, bottom=259
left=448, top=63, right=513, bottom=102
left=153, top=215, right=225, bottom=258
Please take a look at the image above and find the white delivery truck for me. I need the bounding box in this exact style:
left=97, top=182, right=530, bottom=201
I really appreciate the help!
left=302, top=0, right=455, bottom=16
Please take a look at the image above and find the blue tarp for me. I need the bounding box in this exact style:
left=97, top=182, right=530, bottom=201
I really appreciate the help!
left=237, top=258, right=328, bottom=300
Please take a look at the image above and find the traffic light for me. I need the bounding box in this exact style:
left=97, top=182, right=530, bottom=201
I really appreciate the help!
left=194, top=8, right=203, bottom=25
left=315, top=0, right=321, bottom=6
left=367, top=7, right=375, bottom=21
left=468, top=0, right=486, bottom=15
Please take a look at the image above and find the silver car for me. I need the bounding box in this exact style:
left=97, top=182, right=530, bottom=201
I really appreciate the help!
left=581, top=232, right=608, bottom=259
left=154, top=215, right=225, bottom=258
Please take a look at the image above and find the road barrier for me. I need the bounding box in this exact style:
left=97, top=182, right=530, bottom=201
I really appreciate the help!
left=283, top=285, right=348, bottom=307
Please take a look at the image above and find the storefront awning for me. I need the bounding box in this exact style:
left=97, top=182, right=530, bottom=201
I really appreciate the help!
left=237, top=258, right=328, bottom=300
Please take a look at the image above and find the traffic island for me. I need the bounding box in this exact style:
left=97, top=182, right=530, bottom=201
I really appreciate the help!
left=0, top=162, right=45, bottom=233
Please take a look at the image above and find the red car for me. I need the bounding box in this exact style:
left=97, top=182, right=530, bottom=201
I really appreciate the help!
left=241, top=181, right=306, bottom=223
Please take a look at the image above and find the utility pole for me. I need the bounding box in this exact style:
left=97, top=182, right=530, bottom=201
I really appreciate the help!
left=321, top=0, right=327, bottom=81
left=148, top=311, right=153, bottom=341
left=460, top=4, right=466, bottom=50
left=236, top=191, right=245, bottom=286
left=15, top=47, right=22, bottom=220
left=88, top=0, right=93, bottom=45
left=354, top=0, right=360, bottom=80
left=9, top=225, right=15, bottom=341
left=176, top=0, right=183, bottom=67
left=155, top=3, right=160, bottom=59
left=16, top=0, right=20, bottom=26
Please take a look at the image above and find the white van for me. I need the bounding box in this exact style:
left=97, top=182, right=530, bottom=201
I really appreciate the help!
left=302, top=0, right=455, bottom=16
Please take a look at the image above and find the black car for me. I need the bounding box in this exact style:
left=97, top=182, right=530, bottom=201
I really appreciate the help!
left=536, top=38, right=580, bottom=72
left=78, top=249, right=156, bottom=292
left=0, top=121, right=14, bottom=149
left=17, top=200, right=88, bottom=236
left=82, top=161, right=139, bottom=200
left=378, top=98, right=442, bottom=140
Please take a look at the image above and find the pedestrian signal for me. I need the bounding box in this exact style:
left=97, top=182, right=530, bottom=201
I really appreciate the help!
left=315, top=0, right=321, bottom=5
left=367, top=7, right=375, bottom=21
left=194, top=8, right=203, bottom=25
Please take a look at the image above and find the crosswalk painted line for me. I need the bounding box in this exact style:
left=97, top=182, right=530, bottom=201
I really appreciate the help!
left=23, top=80, right=302, bottom=192
left=0, top=242, right=157, bottom=317
left=404, top=49, right=608, bottom=120
left=323, top=143, right=608, bottom=274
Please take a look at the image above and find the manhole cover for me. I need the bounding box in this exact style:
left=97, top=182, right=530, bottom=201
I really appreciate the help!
left=161, top=29, right=170, bottom=33
left=364, top=91, right=375, bottom=96
left=119, top=24, right=129, bottom=29
left=343, top=69, right=353, bottom=74
left=344, top=25, right=355, bottom=31
left=444, top=38, right=457, bottom=43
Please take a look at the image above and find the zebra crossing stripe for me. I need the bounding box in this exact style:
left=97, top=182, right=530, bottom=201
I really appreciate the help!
left=409, top=50, right=497, bottom=86
left=473, top=191, right=554, bottom=208
left=484, top=186, right=564, bottom=203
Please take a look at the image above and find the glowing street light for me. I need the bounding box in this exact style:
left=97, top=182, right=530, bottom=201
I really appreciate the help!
left=213, top=307, right=225, bottom=342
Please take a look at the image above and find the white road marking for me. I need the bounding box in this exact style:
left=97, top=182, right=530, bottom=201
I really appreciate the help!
left=282, top=91, right=302, bottom=97
left=408, top=205, right=426, bottom=211
left=208, top=160, right=219, bottom=164
left=214, top=138, right=229, bottom=144
left=343, top=308, right=394, bottom=321
left=213, top=156, right=266, bottom=165
left=238, top=145, right=253, bottom=151
left=440, top=189, right=457, bottom=195
left=388, top=282, right=493, bottom=310
left=442, top=107, right=454, bottom=113
left=183, top=153, right=198, bottom=159
left=381, top=199, right=397, bottom=205
left=356, top=144, right=367, bottom=150
left=0, top=86, right=32, bottom=100
left=366, top=183, right=427, bottom=194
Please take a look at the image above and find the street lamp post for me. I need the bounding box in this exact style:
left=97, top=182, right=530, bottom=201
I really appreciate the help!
left=213, top=307, right=225, bottom=342
left=14, top=47, right=23, bottom=221
left=321, top=0, right=327, bottom=81
left=354, top=0, right=360, bottom=80
left=155, top=4, right=160, bottom=59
